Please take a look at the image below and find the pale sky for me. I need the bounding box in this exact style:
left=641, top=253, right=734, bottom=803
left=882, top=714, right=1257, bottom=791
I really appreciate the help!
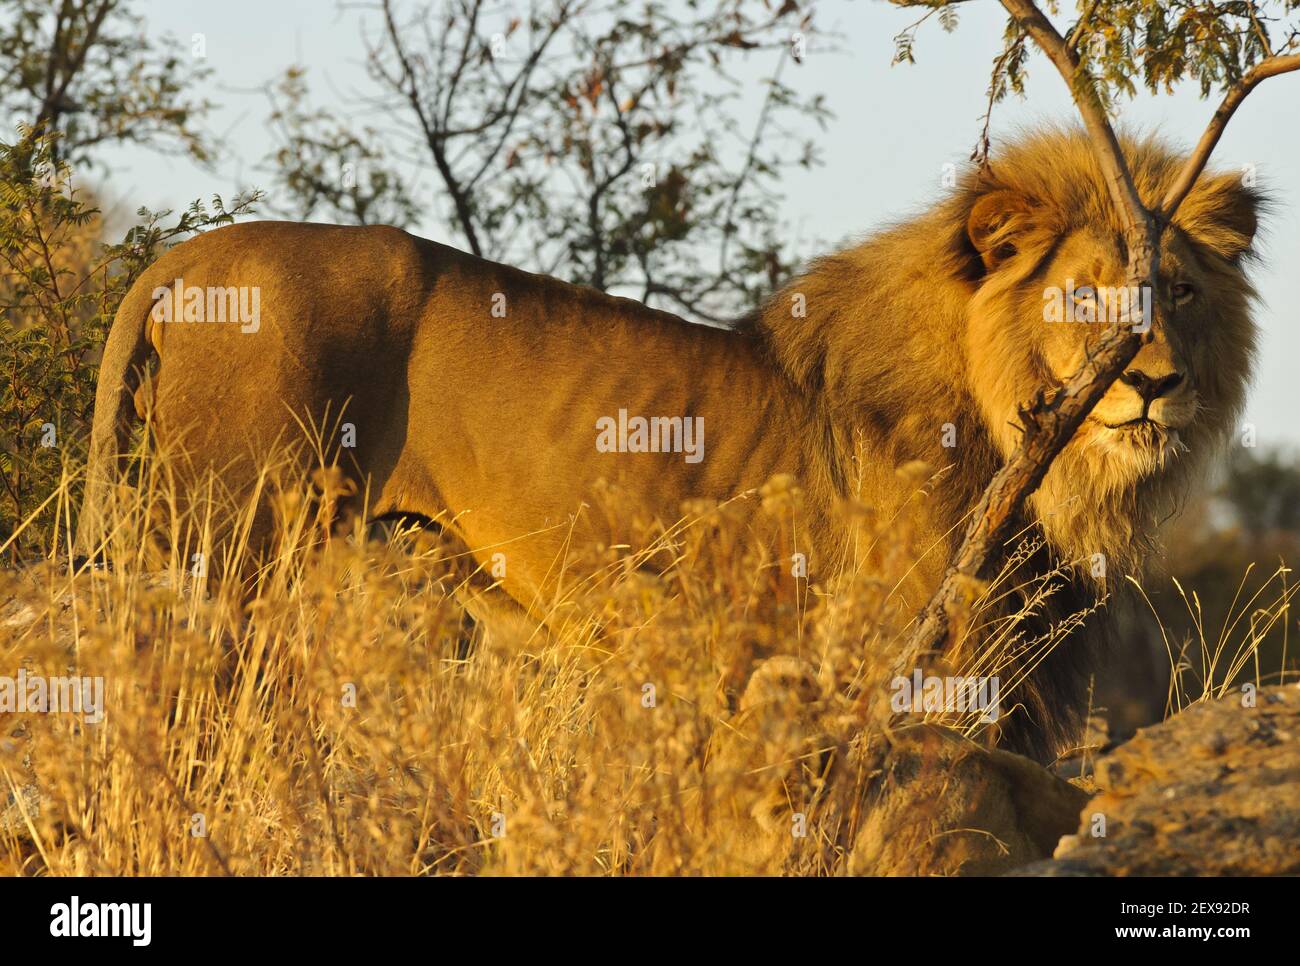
left=94, top=0, right=1299, bottom=447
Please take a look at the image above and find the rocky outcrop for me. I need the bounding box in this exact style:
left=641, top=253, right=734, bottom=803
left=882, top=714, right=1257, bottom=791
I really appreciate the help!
left=1014, top=684, right=1300, bottom=876
left=707, top=662, right=1300, bottom=876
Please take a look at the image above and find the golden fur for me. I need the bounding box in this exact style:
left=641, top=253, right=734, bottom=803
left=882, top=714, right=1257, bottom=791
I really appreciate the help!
left=77, top=127, right=1264, bottom=759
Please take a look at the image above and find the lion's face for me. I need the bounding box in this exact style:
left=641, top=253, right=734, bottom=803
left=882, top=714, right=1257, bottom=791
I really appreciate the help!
left=964, top=169, right=1260, bottom=501
left=1036, top=227, right=1212, bottom=481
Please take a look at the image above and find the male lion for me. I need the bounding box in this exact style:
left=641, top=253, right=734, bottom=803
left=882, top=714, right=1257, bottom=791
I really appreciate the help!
left=77, top=128, right=1262, bottom=760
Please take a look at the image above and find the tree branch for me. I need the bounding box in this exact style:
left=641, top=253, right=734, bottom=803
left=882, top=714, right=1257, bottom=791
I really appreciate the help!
left=903, top=0, right=1159, bottom=663
left=1064, top=0, right=1103, bottom=54
left=901, top=0, right=1300, bottom=688
left=999, top=0, right=1147, bottom=245
left=379, top=0, right=482, bottom=255
left=1159, top=52, right=1300, bottom=218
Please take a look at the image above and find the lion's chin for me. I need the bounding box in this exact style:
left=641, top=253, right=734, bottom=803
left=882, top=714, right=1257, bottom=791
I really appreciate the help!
left=1083, top=418, right=1188, bottom=481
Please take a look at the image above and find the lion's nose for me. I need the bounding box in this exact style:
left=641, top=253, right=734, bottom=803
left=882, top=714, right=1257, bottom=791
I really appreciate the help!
left=1120, top=369, right=1184, bottom=402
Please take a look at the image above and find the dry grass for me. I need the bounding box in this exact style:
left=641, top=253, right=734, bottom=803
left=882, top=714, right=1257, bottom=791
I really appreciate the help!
left=1128, top=562, right=1298, bottom=716
left=0, top=439, right=1285, bottom=876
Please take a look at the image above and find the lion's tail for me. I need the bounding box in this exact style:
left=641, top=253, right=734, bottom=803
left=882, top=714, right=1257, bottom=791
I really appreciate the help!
left=74, top=277, right=162, bottom=560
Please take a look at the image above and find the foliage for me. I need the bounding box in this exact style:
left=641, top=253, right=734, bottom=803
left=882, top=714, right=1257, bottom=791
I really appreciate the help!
left=893, top=0, right=1300, bottom=161
left=0, top=0, right=213, bottom=165
left=0, top=130, right=259, bottom=561
left=263, top=66, right=420, bottom=228
left=1222, top=445, right=1300, bottom=536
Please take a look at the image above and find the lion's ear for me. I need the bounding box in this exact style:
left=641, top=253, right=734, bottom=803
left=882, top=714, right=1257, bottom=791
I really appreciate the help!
left=1176, top=172, right=1261, bottom=263
left=966, top=189, right=1036, bottom=271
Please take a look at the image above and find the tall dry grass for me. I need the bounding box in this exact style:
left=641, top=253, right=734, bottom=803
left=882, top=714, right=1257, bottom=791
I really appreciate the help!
left=1128, top=563, right=1297, bottom=717
left=0, top=437, right=1287, bottom=875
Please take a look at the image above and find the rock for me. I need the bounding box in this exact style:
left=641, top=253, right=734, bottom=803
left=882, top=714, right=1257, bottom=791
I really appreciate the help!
left=704, top=657, right=1089, bottom=875
left=1011, top=684, right=1300, bottom=876
left=845, top=725, right=1089, bottom=876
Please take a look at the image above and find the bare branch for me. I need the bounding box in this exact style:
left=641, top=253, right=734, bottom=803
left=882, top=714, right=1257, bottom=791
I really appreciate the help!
left=1160, top=52, right=1300, bottom=218
left=379, top=0, right=482, bottom=255
left=718, top=49, right=790, bottom=284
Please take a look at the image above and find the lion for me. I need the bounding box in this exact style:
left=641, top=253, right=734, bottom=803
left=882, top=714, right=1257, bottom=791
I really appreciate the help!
left=76, top=127, right=1263, bottom=760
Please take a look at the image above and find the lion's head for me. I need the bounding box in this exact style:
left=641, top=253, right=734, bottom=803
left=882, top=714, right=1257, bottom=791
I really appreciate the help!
left=751, top=133, right=1264, bottom=604
left=751, top=128, right=1264, bottom=591
left=747, top=128, right=1267, bottom=758
left=958, top=129, right=1262, bottom=576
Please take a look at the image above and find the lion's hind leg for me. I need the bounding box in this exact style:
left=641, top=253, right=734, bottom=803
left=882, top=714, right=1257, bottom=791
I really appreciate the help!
left=366, top=509, right=552, bottom=656
left=453, top=582, right=553, bottom=653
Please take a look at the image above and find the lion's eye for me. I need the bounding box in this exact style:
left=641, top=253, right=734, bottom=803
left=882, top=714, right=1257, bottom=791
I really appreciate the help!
left=1069, top=285, right=1098, bottom=306
left=1172, top=281, right=1195, bottom=303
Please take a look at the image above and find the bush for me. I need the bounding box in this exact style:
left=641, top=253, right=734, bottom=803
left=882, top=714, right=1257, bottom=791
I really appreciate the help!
left=0, top=130, right=259, bottom=562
